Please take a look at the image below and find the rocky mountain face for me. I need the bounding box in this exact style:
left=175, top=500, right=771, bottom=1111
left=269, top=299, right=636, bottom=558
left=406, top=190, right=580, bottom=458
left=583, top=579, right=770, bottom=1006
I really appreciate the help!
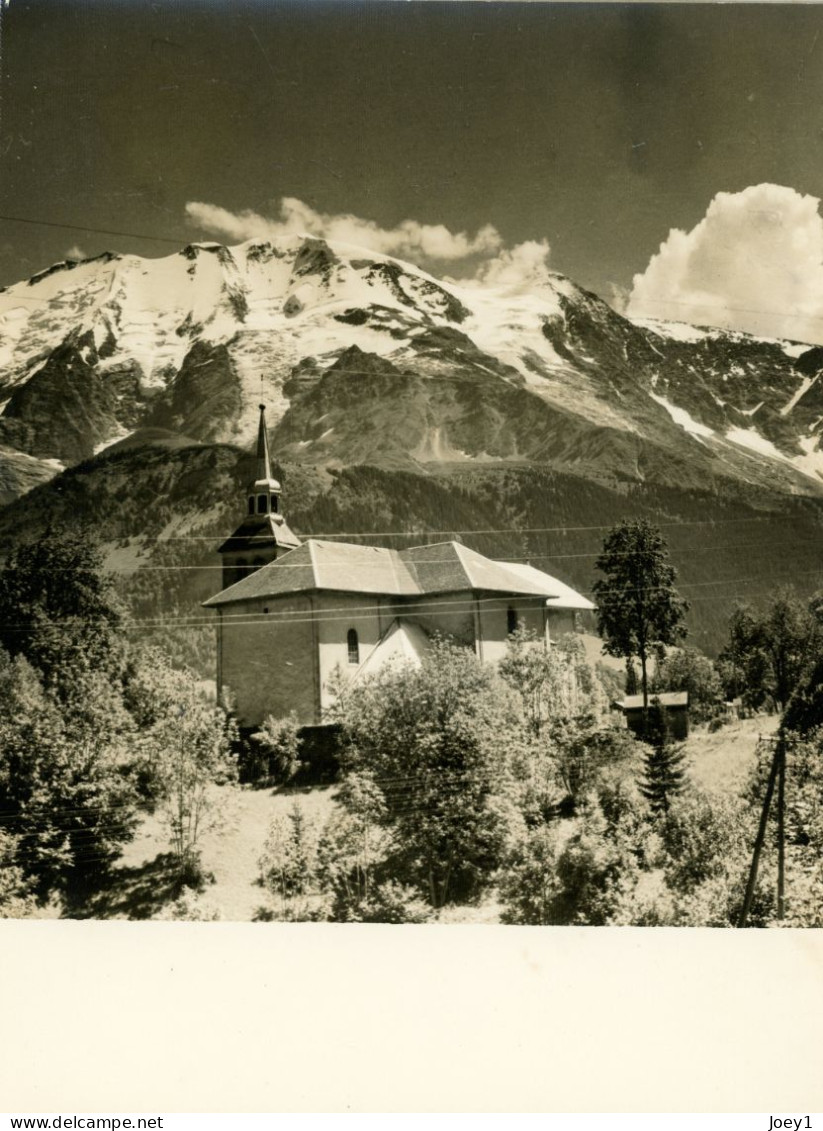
left=1, top=234, right=822, bottom=660
left=2, top=234, right=823, bottom=494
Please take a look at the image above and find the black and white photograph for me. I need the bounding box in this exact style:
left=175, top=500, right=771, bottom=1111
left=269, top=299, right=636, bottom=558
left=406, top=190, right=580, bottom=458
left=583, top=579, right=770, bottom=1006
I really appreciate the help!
left=2, top=0, right=823, bottom=939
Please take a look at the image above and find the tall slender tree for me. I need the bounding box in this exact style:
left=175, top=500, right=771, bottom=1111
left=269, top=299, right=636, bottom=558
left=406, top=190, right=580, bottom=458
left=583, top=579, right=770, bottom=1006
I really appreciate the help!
left=593, top=519, right=688, bottom=721
left=638, top=698, right=687, bottom=814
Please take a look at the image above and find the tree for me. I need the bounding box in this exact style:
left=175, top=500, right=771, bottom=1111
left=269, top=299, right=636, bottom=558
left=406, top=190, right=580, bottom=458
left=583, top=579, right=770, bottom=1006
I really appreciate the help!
left=654, top=646, right=722, bottom=724
left=0, top=526, right=126, bottom=695
left=638, top=699, right=687, bottom=814
left=132, top=655, right=238, bottom=885
left=592, top=520, right=688, bottom=723
left=499, top=785, right=654, bottom=926
left=335, top=638, right=527, bottom=908
left=498, top=627, right=603, bottom=737
left=0, top=650, right=140, bottom=901
left=718, top=590, right=817, bottom=712
left=0, top=832, right=37, bottom=918
left=259, top=803, right=323, bottom=920
left=760, top=589, right=817, bottom=710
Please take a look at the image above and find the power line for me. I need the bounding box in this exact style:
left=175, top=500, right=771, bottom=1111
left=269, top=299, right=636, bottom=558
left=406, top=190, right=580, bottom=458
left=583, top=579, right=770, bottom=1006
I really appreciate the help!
left=0, top=213, right=187, bottom=247
left=6, top=532, right=822, bottom=572
left=95, top=515, right=810, bottom=542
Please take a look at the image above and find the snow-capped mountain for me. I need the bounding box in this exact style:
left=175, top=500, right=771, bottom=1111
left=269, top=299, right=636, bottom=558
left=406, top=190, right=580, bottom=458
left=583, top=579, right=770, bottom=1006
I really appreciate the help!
left=1, top=233, right=823, bottom=497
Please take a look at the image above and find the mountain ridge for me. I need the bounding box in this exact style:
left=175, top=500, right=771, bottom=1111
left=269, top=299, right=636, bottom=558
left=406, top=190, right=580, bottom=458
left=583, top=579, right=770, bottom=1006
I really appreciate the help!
left=1, top=233, right=822, bottom=497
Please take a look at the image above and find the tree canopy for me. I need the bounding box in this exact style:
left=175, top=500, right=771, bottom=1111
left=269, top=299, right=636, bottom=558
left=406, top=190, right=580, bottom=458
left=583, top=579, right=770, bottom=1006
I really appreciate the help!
left=718, top=589, right=818, bottom=712
left=592, top=519, right=688, bottom=713
left=0, top=526, right=126, bottom=692
left=334, top=637, right=528, bottom=908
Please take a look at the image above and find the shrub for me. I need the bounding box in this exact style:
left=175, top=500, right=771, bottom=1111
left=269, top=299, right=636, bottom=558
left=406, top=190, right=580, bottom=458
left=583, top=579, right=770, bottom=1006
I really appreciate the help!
left=249, top=713, right=302, bottom=785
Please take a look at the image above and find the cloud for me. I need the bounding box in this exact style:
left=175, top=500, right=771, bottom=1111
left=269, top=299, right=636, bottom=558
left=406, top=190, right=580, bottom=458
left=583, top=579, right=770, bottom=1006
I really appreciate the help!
left=628, top=183, right=823, bottom=344
left=185, top=197, right=502, bottom=263
left=65, top=244, right=87, bottom=260
left=470, top=239, right=552, bottom=293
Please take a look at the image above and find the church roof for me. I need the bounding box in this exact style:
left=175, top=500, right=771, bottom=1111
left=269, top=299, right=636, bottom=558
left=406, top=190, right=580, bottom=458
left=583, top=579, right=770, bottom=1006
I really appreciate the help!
left=203, top=538, right=591, bottom=609
left=204, top=540, right=418, bottom=605
left=217, top=513, right=301, bottom=555
left=502, top=562, right=596, bottom=610
left=401, top=542, right=576, bottom=598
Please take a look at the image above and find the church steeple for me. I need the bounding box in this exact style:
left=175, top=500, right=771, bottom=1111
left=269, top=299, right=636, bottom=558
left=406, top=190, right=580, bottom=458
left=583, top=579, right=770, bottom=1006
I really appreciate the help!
left=247, top=404, right=281, bottom=518
left=216, top=403, right=301, bottom=591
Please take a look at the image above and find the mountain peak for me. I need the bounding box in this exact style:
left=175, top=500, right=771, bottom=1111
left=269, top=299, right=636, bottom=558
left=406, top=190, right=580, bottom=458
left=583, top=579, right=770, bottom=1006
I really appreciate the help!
left=1, top=233, right=822, bottom=498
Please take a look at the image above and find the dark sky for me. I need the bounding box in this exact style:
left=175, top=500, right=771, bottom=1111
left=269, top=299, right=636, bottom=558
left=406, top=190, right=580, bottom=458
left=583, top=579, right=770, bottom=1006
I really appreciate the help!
left=2, top=1, right=823, bottom=297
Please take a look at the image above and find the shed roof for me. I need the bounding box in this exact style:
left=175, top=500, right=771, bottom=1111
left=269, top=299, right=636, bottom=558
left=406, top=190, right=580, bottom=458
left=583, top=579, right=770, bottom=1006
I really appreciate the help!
left=614, top=692, right=689, bottom=710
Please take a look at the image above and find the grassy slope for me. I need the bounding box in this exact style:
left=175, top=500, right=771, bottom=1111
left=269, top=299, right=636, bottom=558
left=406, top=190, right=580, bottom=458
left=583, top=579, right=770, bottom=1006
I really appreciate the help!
left=686, top=713, right=779, bottom=794
left=79, top=784, right=338, bottom=921
left=61, top=715, right=775, bottom=923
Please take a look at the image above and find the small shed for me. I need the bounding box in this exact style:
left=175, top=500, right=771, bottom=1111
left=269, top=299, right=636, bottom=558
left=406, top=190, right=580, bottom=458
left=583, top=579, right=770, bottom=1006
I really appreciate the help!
left=612, top=691, right=690, bottom=740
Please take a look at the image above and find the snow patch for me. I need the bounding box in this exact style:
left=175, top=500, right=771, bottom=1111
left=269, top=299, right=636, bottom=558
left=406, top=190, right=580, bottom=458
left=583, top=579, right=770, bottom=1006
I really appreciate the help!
left=649, top=393, right=714, bottom=437
left=782, top=375, right=815, bottom=416
left=782, top=342, right=812, bottom=359
left=725, top=426, right=785, bottom=459
left=94, top=428, right=133, bottom=455
left=633, top=318, right=711, bottom=343
left=793, top=436, right=823, bottom=480
left=722, top=426, right=817, bottom=483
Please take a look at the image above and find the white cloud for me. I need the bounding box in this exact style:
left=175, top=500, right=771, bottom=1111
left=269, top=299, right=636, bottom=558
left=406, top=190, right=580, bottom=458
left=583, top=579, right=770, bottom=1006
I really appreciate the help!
left=185, top=197, right=502, bottom=263
left=628, top=183, right=823, bottom=344
left=65, top=244, right=87, bottom=260
left=470, top=239, right=552, bottom=293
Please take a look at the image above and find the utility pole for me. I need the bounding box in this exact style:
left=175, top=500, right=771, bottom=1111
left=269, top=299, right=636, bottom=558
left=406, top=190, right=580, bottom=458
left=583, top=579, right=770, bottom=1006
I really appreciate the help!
left=738, top=734, right=786, bottom=927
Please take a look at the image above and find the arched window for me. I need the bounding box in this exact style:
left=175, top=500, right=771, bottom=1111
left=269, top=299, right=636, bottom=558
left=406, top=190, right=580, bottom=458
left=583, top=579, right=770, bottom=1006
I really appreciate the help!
left=507, top=606, right=519, bottom=636
left=347, top=628, right=360, bottom=665
left=257, top=494, right=268, bottom=515
left=247, top=496, right=255, bottom=515
left=271, top=496, right=279, bottom=514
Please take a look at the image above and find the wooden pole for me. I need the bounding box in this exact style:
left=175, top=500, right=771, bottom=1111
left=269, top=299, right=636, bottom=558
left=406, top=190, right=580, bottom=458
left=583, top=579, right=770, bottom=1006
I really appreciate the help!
left=777, top=738, right=786, bottom=920
left=738, top=736, right=781, bottom=928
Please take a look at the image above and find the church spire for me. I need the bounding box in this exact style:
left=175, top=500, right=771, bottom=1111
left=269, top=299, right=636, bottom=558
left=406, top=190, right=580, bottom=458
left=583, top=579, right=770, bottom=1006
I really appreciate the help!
left=215, top=403, right=301, bottom=590
left=247, top=404, right=281, bottom=518
left=256, top=403, right=273, bottom=482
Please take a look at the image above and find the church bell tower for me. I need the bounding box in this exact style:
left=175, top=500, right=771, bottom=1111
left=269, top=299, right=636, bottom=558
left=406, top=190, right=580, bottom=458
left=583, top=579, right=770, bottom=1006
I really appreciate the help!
left=217, top=404, right=301, bottom=590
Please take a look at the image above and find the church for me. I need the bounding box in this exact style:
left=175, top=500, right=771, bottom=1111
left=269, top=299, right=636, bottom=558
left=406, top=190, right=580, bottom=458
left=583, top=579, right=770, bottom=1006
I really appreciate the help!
left=204, top=407, right=595, bottom=729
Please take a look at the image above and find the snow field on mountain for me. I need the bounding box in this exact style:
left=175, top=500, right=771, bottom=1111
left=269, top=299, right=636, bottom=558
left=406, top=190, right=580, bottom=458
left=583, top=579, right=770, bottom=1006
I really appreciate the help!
left=649, top=393, right=715, bottom=438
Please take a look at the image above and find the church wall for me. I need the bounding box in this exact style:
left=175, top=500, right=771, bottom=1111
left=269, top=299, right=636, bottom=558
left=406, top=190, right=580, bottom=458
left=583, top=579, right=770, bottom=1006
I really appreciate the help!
left=479, top=598, right=547, bottom=665
left=316, top=594, right=391, bottom=712
left=547, top=609, right=578, bottom=638
left=403, top=593, right=476, bottom=647
left=214, top=586, right=586, bottom=730
left=218, top=595, right=318, bottom=728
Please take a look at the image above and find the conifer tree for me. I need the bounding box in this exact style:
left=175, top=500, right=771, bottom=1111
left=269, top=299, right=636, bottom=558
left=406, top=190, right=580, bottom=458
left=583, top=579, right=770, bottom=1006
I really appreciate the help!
left=639, top=699, right=687, bottom=814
